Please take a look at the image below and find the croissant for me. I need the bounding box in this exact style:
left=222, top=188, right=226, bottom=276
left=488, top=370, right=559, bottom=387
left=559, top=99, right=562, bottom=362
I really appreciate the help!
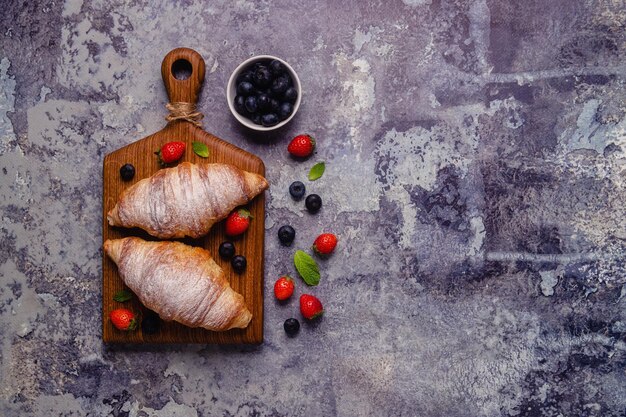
left=104, top=237, right=252, bottom=331
left=107, top=162, right=268, bottom=239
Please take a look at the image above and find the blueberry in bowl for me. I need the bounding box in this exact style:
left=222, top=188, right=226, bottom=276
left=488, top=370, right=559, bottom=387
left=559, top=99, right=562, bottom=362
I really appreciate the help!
left=227, top=55, right=301, bottom=131
left=261, top=113, right=279, bottom=127
left=278, top=102, right=293, bottom=121
left=284, top=87, right=298, bottom=103
left=244, top=96, right=258, bottom=113
left=270, top=76, right=289, bottom=95
left=253, top=66, right=272, bottom=88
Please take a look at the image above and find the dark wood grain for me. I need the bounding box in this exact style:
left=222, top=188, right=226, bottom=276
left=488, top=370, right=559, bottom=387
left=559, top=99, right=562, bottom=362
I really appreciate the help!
left=102, top=48, right=265, bottom=344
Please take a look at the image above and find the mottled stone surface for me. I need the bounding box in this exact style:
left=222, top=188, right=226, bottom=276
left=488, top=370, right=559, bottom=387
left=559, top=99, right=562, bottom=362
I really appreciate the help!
left=1, top=0, right=626, bottom=416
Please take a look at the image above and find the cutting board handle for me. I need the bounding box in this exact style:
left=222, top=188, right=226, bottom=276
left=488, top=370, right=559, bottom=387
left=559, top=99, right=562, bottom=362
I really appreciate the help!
left=161, top=48, right=206, bottom=105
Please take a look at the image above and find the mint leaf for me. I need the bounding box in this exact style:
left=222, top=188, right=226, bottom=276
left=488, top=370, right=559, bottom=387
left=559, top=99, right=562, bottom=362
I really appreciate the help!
left=192, top=141, right=210, bottom=158
left=294, top=250, right=320, bottom=286
left=113, top=289, right=133, bottom=302
left=308, top=162, right=325, bottom=181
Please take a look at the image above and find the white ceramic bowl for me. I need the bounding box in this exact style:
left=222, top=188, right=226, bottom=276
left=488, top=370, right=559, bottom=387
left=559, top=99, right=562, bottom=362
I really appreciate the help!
left=226, top=55, right=302, bottom=131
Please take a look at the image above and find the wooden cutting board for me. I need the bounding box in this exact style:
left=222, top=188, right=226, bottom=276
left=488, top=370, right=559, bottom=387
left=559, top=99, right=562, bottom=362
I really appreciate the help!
left=102, top=48, right=265, bottom=344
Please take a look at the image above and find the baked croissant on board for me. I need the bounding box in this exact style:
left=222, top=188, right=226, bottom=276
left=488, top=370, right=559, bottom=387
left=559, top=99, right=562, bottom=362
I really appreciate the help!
left=104, top=237, right=252, bottom=331
left=107, top=162, right=268, bottom=239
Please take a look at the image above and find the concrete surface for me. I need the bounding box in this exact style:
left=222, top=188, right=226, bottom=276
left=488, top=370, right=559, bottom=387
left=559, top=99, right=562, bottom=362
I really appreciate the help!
left=1, top=0, right=626, bottom=416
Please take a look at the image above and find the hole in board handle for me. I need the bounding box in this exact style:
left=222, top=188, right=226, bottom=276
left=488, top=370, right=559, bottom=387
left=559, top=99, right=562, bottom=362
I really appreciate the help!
left=172, top=59, right=193, bottom=80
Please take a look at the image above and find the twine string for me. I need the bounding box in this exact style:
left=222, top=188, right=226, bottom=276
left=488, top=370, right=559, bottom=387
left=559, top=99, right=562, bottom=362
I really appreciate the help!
left=165, top=102, right=204, bottom=127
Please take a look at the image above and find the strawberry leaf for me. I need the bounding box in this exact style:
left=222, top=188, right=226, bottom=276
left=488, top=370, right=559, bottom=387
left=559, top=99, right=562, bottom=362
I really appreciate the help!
left=308, top=162, right=325, bottom=181
left=192, top=141, right=210, bottom=158
left=294, top=250, right=320, bottom=286
left=113, top=289, right=133, bottom=302
left=311, top=310, right=324, bottom=319
left=128, top=318, right=138, bottom=331
left=238, top=208, right=253, bottom=219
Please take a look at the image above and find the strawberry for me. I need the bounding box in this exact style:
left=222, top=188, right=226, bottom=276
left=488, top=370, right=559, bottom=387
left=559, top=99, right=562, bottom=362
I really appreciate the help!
left=274, top=276, right=295, bottom=301
left=313, top=233, right=338, bottom=255
left=287, top=134, right=315, bottom=158
left=300, top=294, right=323, bottom=320
left=110, top=308, right=138, bottom=331
left=155, top=141, right=186, bottom=164
left=225, top=208, right=252, bottom=236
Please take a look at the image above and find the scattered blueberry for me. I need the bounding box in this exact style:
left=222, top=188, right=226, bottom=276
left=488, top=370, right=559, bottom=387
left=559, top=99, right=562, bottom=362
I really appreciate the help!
left=284, top=87, right=298, bottom=103
left=289, top=181, right=306, bottom=200
left=284, top=318, right=300, bottom=336
left=237, top=81, right=255, bottom=95
left=269, top=59, right=284, bottom=75
left=270, top=76, right=289, bottom=95
left=231, top=255, right=247, bottom=274
left=120, top=164, right=135, bottom=181
left=257, top=93, right=270, bottom=112
left=253, top=66, right=272, bottom=88
left=245, top=96, right=258, bottom=113
left=219, top=241, right=235, bottom=260
left=278, top=102, right=293, bottom=120
left=261, top=113, right=279, bottom=127
left=141, top=311, right=160, bottom=335
left=305, top=194, right=322, bottom=213
left=234, top=95, right=246, bottom=114
left=278, top=225, right=296, bottom=246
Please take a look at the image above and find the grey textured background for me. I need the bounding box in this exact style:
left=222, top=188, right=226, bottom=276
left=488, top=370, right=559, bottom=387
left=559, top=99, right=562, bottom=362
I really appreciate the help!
left=1, top=0, right=626, bottom=416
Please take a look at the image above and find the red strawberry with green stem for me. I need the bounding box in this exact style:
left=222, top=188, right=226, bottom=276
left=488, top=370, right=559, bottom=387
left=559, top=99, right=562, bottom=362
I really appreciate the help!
left=225, top=208, right=253, bottom=236
left=110, top=308, right=138, bottom=331
left=274, top=276, right=295, bottom=301
left=300, top=294, right=324, bottom=320
left=313, top=233, right=338, bottom=255
left=287, top=134, right=315, bottom=158
left=155, top=141, right=186, bottom=164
